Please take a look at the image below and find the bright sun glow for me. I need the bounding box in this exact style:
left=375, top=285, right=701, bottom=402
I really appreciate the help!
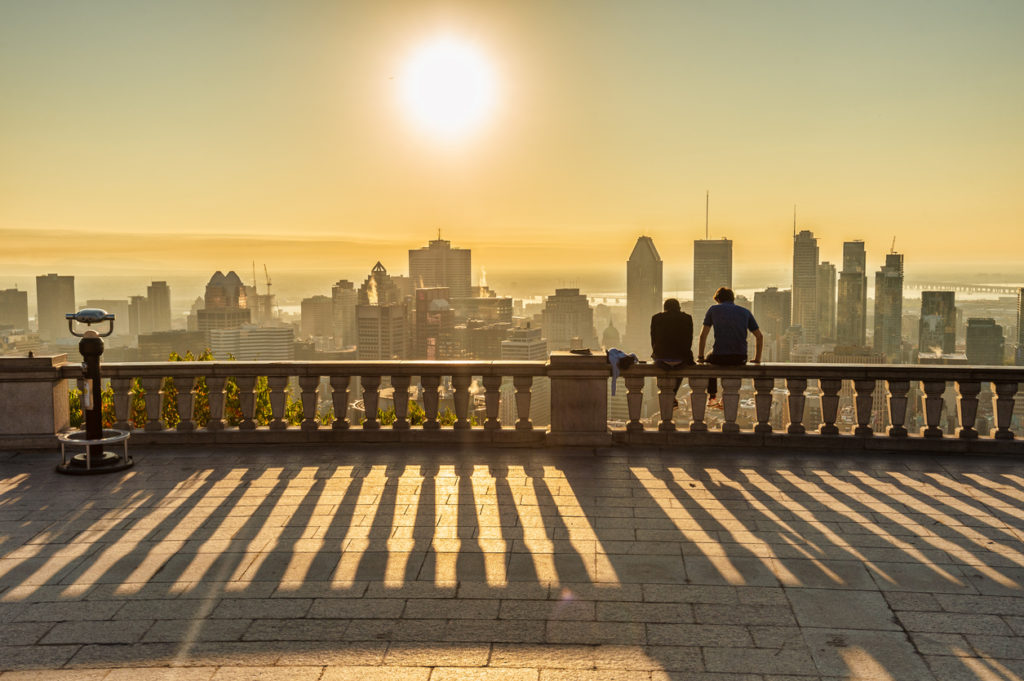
left=398, top=36, right=498, bottom=142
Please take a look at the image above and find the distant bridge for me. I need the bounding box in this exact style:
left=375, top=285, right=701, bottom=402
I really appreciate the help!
left=904, top=282, right=1022, bottom=296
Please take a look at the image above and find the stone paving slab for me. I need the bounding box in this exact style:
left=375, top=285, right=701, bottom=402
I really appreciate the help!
left=2, top=445, right=1024, bottom=679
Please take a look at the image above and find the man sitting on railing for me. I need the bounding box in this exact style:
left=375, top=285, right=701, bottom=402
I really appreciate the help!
left=698, top=287, right=763, bottom=409
left=650, top=298, right=695, bottom=406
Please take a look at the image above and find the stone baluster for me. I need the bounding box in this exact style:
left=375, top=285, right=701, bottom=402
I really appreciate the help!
left=513, top=375, right=533, bottom=431
left=205, top=376, right=227, bottom=431
left=361, top=375, right=381, bottom=430
left=818, top=378, right=842, bottom=435
left=956, top=380, right=981, bottom=439
left=139, top=376, right=164, bottom=432
left=753, top=377, right=774, bottom=433
left=392, top=375, right=411, bottom=430
left=111, top=376, right=132, bottom=430
left=330, top=375, right=350, bottom=429
left=657, top=376, right=677, bottom=431
left=452, top=375, right=471, bottom=430
left=886, top=380, right=910, bottom=437
left=991, top=381, right=1017, bottom=440
left=720, top=377, right=742, bottom=433
left=688, top=377, right=709, bottom=432
left=175, top=376, right=196, bottom=432
left=920, top=380, right=946, bottom=438
left=299, top=375, right=320, bottom=431
left=234, top=375, right=257, bottom=430
left=267, top=375, right=289, bottom=430
left=853, top=379, right=875, bottom=437
left=483, top=375, right=502, bottom=430
left=786, top=378, right=807, bottom=434
left=625, top=375, right=645, bottom=432
left=421, top=375, right=441, bottom=429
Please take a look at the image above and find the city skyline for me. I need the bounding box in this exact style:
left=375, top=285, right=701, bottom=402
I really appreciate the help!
left=3, top=2, right=1024, bottom=275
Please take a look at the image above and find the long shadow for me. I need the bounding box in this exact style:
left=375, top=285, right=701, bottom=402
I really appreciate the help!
left=303, top=459, right=368, bottom=585
left=243, top=463, right=333, bottom=584
left=523, top=461, right=590, bottom=584
left=352, top=462, right=406, bottom=582
left=406, top=461, right=438, bottom=583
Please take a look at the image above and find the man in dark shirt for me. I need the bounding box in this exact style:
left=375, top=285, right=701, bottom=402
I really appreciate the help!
left=650, top=298, right=695, bottom=398
left=698, top=287, right=763, bottom=408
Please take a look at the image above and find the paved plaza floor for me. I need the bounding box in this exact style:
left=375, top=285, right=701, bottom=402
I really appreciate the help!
left=1, top=444, right=1023, bottom=680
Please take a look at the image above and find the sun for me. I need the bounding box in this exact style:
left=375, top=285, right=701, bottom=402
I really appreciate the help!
left=397, top=36, right=498, bottom=142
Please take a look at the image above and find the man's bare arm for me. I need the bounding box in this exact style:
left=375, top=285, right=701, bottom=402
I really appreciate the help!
left=698, top=325, right=711, bottom=361
left=751, top=328, right=764, bottom=364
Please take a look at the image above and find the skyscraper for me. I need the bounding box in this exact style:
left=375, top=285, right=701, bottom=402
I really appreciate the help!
left=753, top=287, right=791, bottom=362
left=0, top=288, right=29, bottom=331
left=919, top=291, right=956, bottom=357
left=693, top=238, right=732, bottom=316
left=625, top=236, right=662, bottom=353
left=874, top=252, right=904, bottom=361
left=816, top=262, right=836, bottom=342
left=356, top=262, right=409, bottom=360
left=541, top=288, right=598, bottom=351
left=146, top=281, right=172, bottom=332
left=300, top=295, right=333, bottom=339
left=836, top=241, right=867, bottom=347
left=408, top=237, right=472, bottom=300
left=331, top=280, right=357, bottom=349
left=791, top=231, right=819, bottom=342
left=196, top=271, right=251, bottom=334
left=35, top=273, right=75, bottom=342
left=414, top=287, right=456, bottom=359
left=966, top=318, right=1004, bottom=366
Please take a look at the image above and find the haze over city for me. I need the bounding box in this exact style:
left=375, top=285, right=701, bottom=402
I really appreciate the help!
left=2, top=0, right=1023, bottom=285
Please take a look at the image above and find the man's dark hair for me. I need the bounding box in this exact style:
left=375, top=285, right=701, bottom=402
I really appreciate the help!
left=664, top=298, right=681, bottom=312
left=713, top=287, right=735, bottom=303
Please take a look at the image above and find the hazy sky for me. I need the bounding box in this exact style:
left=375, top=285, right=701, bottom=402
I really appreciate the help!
left=2, top=0, right=1022, bottom=282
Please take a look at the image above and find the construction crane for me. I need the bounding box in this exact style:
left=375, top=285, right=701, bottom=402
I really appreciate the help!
left=890, top=236, right=897, bottom=254
left=263, top=264, right=272, bottom=297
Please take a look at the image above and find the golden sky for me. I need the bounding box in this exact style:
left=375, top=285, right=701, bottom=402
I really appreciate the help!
left=2, top=1, right=1023, bottom=282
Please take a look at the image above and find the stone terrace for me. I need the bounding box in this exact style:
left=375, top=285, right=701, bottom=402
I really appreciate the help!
left=2, top=445, right=1024, bottom=680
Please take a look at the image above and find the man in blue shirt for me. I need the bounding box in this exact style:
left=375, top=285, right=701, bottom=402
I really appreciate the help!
left=698, top=287, right=763, bottom=409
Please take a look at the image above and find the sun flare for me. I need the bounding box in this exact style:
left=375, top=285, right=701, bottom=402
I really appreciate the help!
left=397, top=36, right=498, bottom=142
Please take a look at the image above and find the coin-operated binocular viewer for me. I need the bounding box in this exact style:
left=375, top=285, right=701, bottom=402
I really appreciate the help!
left=56, top=309, right=133, bottom=475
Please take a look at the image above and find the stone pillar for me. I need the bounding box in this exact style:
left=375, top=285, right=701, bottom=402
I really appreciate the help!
left=547, top=352, right=611, bottom=446
left=0, top=355, right=71, bottom=449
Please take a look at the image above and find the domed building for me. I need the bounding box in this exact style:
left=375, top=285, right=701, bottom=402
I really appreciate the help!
left=197, top=270, right=251, bottom=334
left=602, top=320, right=621, bottom=349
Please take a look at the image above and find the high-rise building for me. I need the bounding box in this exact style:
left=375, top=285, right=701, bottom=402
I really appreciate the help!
left=816, top=262, right=836, bottom=342
left=408, top=237, right=472, bottom=300
left=0, top=288, right=29, bottom=331
left=414, top=287, right=456, bottom=359
left=791, top=231, right=819, bottom=342
left=625, top=236, right=663, bottom=352
left=301, top=295, right=334, bottom=339
left=874, top=252, right=904, bottom=361
left=966, top=318, right=1004, bottom=366
left=753, top=287, right=791, bottom=362
left=197, top=271, right=251, bottom=334
left=35, top=273, right=75, bottom=342
left=693, top=238, right=732, bottom=317
left=453, top=297, right=513, bottom=324
left=146, top=281, right=172, bottom=332
left=541, top=288, right=598, bottom=351
left=836, top=241, right=867, bottom=347
left=332, top=280, right=357, bottom=349
left=919, top=291, right=956, bottom=357
left=356, top=262, right=409, bottom=360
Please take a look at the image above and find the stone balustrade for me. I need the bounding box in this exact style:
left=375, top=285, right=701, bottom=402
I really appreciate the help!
left=2, top=352, right=1023, bottom=453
